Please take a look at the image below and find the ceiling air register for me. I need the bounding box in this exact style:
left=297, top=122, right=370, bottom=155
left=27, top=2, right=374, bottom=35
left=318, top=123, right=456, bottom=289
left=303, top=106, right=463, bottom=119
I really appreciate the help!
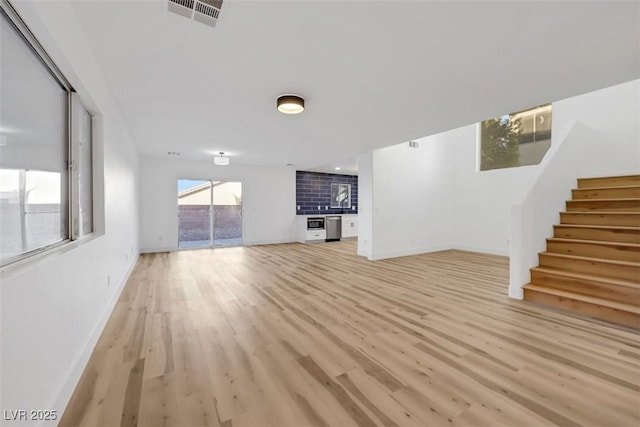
left=168, top=0, right=223, bottom=28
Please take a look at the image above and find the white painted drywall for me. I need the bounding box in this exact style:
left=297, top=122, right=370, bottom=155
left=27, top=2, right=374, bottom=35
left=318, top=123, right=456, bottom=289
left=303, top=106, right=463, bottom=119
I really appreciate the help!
left=509, top=121, right=598, bottom=299
left=509, top=79, right=640, bottom=298
left=553, top=79, right=640, bottom=176
left=449, top=125, right=539, bottom=255
left=365, top=79, right=639, bottom=262
left=139, top=156, right=297, bottom=252
left=370, top=140, right=455, bottom=260
left=0, top=1, right=139, bottom=426
left=357, top=152, right=373, bottom=258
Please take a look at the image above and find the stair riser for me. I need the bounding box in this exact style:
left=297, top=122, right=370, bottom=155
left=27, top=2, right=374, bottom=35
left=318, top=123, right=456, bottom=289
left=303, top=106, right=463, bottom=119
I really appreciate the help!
left=566, top=199, right=640, bottom=212
left=530, top=271, right=639, bottom=304
left=554, top=226, right=640, bottom=244
left=524, top=288, right=640, bottom=328
left=546, top=241, right=640, bottom=262
left=572, top=187, right=640, bottom=199
left=578, top=176, right=640, bottom=189
left=560, top=213, right=640, bottom=227
left=538, top=254, right=640, bottom=282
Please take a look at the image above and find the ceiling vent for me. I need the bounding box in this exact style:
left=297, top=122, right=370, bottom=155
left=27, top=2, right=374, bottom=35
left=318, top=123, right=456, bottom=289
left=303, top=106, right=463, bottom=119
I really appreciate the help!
left=168, top=0, right=223, bottom=28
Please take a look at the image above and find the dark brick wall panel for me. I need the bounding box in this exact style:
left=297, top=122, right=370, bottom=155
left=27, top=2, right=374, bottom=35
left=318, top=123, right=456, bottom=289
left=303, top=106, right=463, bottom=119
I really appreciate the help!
left=296, top=171, right=358, bottom=215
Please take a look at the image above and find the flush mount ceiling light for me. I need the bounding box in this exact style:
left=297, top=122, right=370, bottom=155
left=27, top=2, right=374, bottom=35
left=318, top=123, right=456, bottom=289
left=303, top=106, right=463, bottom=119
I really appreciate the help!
left=214, top=152, right=229, bottom=165
left=277, top=95, right=305, bottom=114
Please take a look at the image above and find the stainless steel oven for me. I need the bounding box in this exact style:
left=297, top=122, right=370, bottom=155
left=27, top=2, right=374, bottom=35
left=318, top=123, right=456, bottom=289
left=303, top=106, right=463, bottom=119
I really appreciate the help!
left=307, top=217, right=325, bottom=230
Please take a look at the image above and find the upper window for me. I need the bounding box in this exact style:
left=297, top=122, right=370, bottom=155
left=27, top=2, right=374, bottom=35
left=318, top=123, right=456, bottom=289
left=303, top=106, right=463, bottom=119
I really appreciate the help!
left=0, top=3, right=94, bottom=267
left=479, top=104, right=552, bottom=171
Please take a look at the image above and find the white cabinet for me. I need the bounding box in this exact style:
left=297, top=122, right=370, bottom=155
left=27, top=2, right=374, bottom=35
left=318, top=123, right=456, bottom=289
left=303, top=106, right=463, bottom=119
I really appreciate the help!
left=342, top=215, right=358, bottom=238
left=306, top=229, right=326, bottom=241
left=297, top=215, right=358, bottom=243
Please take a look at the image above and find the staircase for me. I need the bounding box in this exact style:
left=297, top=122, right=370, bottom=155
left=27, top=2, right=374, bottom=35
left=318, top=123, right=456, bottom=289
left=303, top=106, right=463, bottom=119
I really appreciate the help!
left=523, top=174, right=640, bottom=328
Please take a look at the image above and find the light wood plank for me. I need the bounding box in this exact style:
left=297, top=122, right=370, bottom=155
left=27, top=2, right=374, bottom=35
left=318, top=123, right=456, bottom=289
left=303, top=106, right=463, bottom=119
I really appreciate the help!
left=61, top=241, right=640, bottom=427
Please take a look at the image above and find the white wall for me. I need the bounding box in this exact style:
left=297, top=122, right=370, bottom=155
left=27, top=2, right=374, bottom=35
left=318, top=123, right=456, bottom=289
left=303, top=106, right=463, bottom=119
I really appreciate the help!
left=509, top=79, right=640, bottom=298
left=362, top=79, right=639, bottom=261
left=553, top=79, right=640, bottom=177
left=139, top=156, right=296, bottom=252
left=357, top=152, right=373, bottom=258
left=449, top=126, right=539, bottom=255
left=370, top=139, right=455, bottom=260
left=0, top=1, right=139, bottom=426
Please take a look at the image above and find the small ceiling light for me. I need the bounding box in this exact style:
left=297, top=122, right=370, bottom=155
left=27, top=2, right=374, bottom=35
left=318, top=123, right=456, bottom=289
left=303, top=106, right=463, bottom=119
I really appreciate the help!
left=335, top=167, right=341, bottom=170
left=277, top=95, right=305, bottom=114
left=214, top=152, right=229, bottom=166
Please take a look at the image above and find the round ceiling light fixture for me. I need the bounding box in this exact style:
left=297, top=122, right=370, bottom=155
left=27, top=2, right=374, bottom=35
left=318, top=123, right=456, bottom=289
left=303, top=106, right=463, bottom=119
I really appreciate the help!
left=214, top=152, right=229, bottom=166
left=277, top=95, right=305, bottom=114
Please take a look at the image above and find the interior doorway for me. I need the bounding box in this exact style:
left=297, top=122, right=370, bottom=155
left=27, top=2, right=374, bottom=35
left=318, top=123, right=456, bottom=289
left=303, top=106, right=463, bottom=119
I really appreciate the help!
left=177, top=179, right=243, bottom=249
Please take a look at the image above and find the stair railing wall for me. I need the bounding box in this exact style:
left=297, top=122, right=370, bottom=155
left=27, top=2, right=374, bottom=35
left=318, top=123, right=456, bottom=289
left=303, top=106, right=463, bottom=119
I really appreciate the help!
left=509, top=120, right=603, bottom=299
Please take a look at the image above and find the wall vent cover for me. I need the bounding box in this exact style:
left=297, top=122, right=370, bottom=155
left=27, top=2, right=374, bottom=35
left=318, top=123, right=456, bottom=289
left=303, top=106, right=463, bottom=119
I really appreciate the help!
left=168, top=0, right=223, bottom=28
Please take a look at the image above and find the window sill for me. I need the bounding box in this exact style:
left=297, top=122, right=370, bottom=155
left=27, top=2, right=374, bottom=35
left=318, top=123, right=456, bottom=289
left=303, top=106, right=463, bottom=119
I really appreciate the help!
left=0, top=232, right=104, bottom=281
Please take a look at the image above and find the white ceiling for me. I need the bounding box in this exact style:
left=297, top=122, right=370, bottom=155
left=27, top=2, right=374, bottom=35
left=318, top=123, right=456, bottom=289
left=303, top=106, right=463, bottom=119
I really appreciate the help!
left=70, top=0, right=639, bottom=173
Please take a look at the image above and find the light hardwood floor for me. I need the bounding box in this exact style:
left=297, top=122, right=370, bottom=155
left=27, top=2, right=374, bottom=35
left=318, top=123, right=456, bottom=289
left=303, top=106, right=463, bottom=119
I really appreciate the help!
left=61, top=241, right=640, bottom=426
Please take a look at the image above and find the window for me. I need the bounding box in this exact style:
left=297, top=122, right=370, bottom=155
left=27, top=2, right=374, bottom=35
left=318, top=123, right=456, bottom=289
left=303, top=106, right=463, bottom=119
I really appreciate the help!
left=479, top=104, right=552, bottom=171
left=0, top=3, right=94, bottom=266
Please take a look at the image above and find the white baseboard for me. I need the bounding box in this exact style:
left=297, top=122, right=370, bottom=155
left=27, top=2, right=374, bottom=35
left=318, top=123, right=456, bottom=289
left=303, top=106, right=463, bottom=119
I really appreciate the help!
left=509, top=284, right=524, bottom=300
left=46, top=254, right=139, bottom=426
left=452, top=244, right=509, bottom=257
left=357, top=249, right=372, bottom=259
left=371, top=245, right=452, bottom=260
left=140, top=245, right=175, bottom=253
left=244, top=238, right=296, bottom=246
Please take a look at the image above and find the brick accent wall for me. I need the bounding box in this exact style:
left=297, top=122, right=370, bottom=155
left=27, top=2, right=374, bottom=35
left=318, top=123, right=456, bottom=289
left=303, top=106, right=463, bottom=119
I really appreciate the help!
left=296, top=171, right=358, bottom=215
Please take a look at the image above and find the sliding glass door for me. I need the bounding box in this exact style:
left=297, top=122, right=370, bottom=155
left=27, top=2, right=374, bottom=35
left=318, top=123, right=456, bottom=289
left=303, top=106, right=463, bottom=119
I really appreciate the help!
left=177, top=179, right=212, bottom=249
left=212, top=181, right=242, bottom=247
left=177, top=179, right=242, bottom=249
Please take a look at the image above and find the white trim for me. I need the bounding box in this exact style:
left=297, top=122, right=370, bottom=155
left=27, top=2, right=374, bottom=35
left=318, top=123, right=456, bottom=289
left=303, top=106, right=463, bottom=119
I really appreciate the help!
left=509, top=284, right=524, bottom=300
left=0, top=233, right=103, bottom=279
left=140, top=245, right=177, bottom=253
left=370, top=245, right=452, bottom=261
left=243, top=238, right=296, bottom=246
left=452, top=244, right=509, bottom=257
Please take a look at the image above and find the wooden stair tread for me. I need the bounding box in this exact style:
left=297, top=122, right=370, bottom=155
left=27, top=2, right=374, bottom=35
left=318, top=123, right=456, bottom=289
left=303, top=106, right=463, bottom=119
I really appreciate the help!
left=560, top=211, right=640, bottom=215
left=531, top=266, right=640, bottom=288
left=578, top=175, right=640, bottom=188
left=539, top=251, right=640, bottom=268
left=529, top=174, right=640, bottom=327
left=547, top=237, right=640, bottom=248
left=567, top=197, right=640, bottom=202
left=554, top=224, right=640, bottom=231
left=523, top=284, right=640, bottom=313
left=573, top=184, right=640, bottom=191
left=579, top=174, right=640, bottom=180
